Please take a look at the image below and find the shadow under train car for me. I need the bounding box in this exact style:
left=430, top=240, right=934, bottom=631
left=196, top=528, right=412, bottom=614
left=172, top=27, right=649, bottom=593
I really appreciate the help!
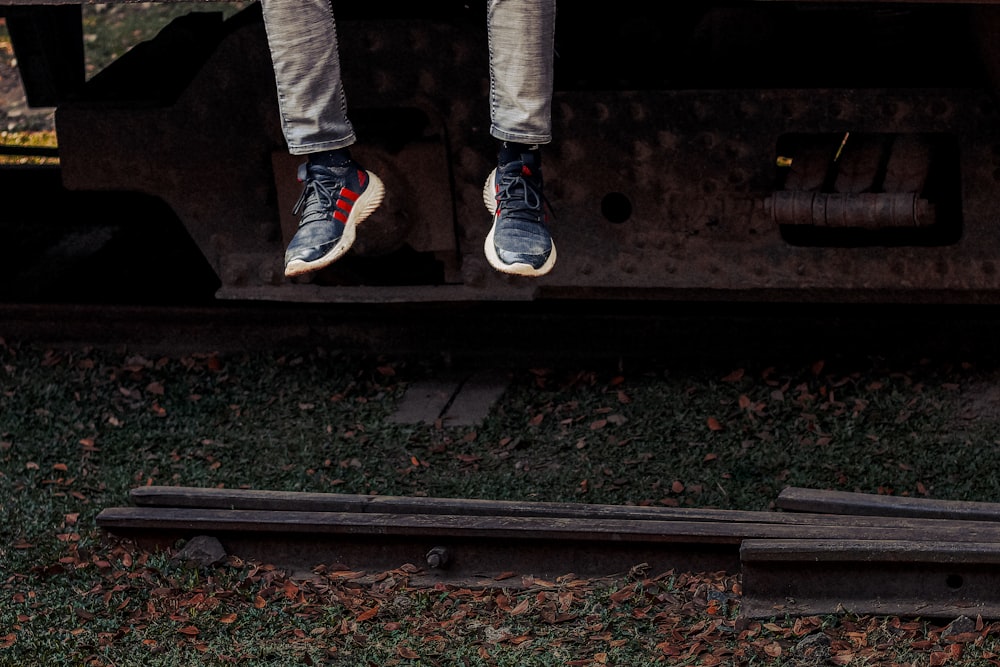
left=20, top=1, right=1000, bottom=304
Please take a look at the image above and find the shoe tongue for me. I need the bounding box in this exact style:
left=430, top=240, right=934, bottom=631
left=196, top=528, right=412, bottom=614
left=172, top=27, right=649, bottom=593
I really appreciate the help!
left=309, top=162, right=351, bottom=182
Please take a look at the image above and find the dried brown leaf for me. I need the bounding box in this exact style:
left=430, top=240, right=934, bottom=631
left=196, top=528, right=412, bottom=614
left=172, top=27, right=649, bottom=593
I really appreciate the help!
left=355, top=606, right=379, bottom=622
left=509, top=598, right=530, bottom=616
left=397, top=645, right=419, bottom=659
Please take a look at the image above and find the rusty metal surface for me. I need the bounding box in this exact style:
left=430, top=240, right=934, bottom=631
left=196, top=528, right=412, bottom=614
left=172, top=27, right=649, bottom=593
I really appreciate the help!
left=741, top=539, right=1000, bottom=619
left=34, top=3, right=1000, bottom=303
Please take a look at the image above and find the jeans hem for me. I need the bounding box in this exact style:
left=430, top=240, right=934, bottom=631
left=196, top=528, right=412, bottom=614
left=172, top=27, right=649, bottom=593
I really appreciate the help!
left=490, top=126, right=551, bottom=145
left=286, top=135, right=358, bottom=156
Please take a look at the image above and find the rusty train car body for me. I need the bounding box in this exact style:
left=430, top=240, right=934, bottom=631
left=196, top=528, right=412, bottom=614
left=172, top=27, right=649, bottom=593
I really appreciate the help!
left=5, top=0, right=1000, bottom=304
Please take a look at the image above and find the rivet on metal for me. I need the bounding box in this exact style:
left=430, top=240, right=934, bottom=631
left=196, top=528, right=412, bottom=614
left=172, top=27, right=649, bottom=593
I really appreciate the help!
left=426, top=546, right=451, bottom=569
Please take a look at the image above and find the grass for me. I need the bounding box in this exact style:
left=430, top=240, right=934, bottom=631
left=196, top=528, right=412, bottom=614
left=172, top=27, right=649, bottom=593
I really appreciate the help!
left=80, top=3, right=251, bottom=76
left=4, top=338, right=1000, bottom=664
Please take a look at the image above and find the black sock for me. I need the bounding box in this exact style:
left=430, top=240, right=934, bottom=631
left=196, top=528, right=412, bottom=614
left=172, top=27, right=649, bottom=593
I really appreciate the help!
left=498, top=141, right=540, bottom=166
left=307, top=148, right=353, bottom=168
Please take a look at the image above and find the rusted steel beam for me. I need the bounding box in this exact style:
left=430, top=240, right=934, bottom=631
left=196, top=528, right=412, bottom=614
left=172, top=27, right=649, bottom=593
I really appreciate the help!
left=42, top=2, right=1000, bottom=304
left=740, top=539, right=1000, bottom=620
left=776, top=486, right=1000, bottom=522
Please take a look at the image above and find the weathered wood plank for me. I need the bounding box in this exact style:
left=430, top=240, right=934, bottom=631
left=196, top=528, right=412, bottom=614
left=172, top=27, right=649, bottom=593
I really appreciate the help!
left=128, top=486, right=1000, bottom=532
left=98, top=505, right=1000, bottom=544
left=777, top=486, right=1000, bottom=521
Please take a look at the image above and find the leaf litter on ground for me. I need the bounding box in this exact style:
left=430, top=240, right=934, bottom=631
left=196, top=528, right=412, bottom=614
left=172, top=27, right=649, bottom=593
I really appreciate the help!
left=5, top=339, right=1000, bottom=663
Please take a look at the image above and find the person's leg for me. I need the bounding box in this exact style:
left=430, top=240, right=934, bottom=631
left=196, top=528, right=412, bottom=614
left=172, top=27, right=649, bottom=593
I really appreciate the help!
left=483, top=0, right=557, bottom=277
left=259, top=0, right=355, bottom=153
left=259, top=1, right=384, bottom=277
left=486, top=0, right=555, bottom=146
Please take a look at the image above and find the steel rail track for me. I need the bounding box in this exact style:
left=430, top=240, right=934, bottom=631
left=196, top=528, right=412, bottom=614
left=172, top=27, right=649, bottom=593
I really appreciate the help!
left=97, top=486, right=1000, bottom=622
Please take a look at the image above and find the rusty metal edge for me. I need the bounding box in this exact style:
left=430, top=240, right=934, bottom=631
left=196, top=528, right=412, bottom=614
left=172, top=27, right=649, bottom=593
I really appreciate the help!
left=739, top=538, right=1000, bottom=621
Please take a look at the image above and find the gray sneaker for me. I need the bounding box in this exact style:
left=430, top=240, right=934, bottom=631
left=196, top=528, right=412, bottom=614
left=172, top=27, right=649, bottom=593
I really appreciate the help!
left=482, top=151, right=556, bottom=276
left=284, top=160, right=385, bottom=277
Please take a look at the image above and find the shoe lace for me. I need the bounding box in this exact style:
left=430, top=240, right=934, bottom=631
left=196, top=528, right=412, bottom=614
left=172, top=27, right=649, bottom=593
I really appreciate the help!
left=292, top=165, right=344, bottom=224
left=495, top=163, right=555, bottom=221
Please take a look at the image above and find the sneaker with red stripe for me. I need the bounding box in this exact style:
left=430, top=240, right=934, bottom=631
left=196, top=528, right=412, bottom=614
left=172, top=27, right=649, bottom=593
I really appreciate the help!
left=284, top=159, right=385, bottom=277
left=482, top=150, right=556, bottom=277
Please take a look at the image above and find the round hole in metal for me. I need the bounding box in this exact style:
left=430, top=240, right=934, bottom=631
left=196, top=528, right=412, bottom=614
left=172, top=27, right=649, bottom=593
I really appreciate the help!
left=601, top=192, right=632, bottom=224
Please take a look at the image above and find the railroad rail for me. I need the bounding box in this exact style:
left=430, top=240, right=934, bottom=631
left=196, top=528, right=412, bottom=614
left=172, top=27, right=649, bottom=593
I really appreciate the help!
left=97, top=485, right=1000, bottom=622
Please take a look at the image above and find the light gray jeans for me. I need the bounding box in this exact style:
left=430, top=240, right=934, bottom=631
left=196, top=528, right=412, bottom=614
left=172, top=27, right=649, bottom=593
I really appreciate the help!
left=259, top=0, right=556, bottom=156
